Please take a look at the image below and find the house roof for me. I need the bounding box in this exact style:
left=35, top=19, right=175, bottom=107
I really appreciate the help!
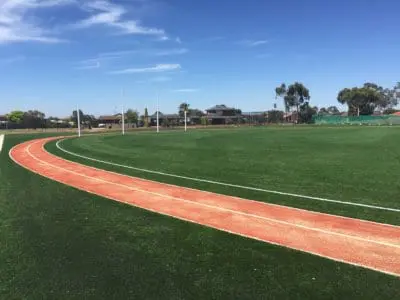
left=242, top=111, right=265, bottom=116
left=150, top=111, right=164, bottom=118
left=164, top=114, right=179, bottom=118
left=150, top=113, right=182, bottom=119
left=283, top=112, right=298, bottom=117
left=99, top=114, right=121, bottom=121
left=206, top=115, right=241, bottom=119
left=0, top=115, right=7, bottom=121
left=206, top=104, right=236, bottom=111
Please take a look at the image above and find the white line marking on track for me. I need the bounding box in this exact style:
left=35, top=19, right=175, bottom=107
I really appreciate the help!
left=45, top=139, right=400, bottom=230
left=25, top=142, right=400, bottom=249
left=0, top=134, right=4, bottom=153
left=56, top=139, right=400, bottom=213
left=8, top=139, right=400, bottom=278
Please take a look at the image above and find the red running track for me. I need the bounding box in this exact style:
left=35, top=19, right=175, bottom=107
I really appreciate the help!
left=9, top=137, right=400, bottom=277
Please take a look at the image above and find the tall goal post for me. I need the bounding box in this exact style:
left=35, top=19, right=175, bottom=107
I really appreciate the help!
left=77, top=104, right=81, bottom=137
left=122, top=104, right=125, bottom=135
left=184, top=110, right=187, bottom=132
left=156, top=92, right=160, bottom=133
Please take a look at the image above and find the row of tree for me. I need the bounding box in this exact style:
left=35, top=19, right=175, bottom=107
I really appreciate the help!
left=4, top=110, right=49, bottom=129
left=274, top=81, right=400, bottom=122
left=175, top=81, right=400, bottom=125
left=3, top=81, right=399, bottom=129
left=3, top=109, right=97, bottom=129
left=122, top=81, right=400, bottom=127
left=178, top=103, right=205, bottom=118
left=338, top=83, right=400, bottom=116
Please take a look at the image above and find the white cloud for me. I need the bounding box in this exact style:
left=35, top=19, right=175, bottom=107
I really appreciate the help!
left=79, top=47, right=186, bottom=65
left=110, top=63, right=181, bottom=74
left=172, top=89, right=199, bottom=93
left=75, top=60, right=100, bottom=70
left=239, top=40, right=268, bottom=47
left=75, top=0, right=164, bottom=36
left=76, top=50, right=138, bottom=66
left=150, top=76, right=171, bottom=82
left=155, top=48, right=188, bottom=56
left=76, top=47, right=187, bottom=71
left=98, top=49, right=138, bottom=58
left=113, top=20, right=164, bottom=35
left=0, top=0, right=73, bottom=44
left=251, top=40, right=268, bottom=46
left=158, top=35, right=169, bottom=41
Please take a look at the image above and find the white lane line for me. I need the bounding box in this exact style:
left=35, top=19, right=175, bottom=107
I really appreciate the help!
left=56, top=139, right=400, bottom=213
left=0, top=134, right=4, bottom=153
left=47, top=139, right=400, bottom=230
left=25, top=142, right=400, bottom=249
left=8, top=141, right=400, bottom=278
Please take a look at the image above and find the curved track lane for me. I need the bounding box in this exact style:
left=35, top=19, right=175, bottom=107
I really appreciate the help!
left=9, top=137, right=400, bottom=277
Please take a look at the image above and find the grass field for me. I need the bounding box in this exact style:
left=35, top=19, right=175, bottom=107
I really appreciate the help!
left=50, top=126, right=400, bottom=225
left=1, top=128, right=400, bottom=299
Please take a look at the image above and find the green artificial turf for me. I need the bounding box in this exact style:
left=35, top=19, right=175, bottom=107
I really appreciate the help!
left=0, top=131, right=399, bottom=298
left=48, top=126, right=400, bottom=225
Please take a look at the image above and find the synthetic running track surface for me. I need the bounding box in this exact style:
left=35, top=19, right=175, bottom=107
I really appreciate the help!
left=9, top=137, right=400, bottom=277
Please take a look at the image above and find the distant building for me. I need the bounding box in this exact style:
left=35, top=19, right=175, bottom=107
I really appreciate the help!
left=150, top=112, right=180, bottom=126
left=242, top=111, right=266, bottom=124
left=150, top=112, right=164, bottom=125
left=0, top=115, right=8, bottom=128
left=205, top=105, right=241, bottom=125
left=149, top=112, right=203, bottom=126
left=283, top=111, right=299, bottom=123
left=98, top=114, right=122, bottom=123
left=98, top=114, right=123, bottom=127
left=372, top=111, right=383, bottom=116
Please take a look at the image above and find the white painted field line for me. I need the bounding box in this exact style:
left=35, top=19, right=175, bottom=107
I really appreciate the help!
left=0, top=134, right=4, bottom=153
left=49, top=139, right=400, bottom=230
left=24, top=142, right=400, bottom=249
left=56, top=139, right=400, bottom=213
left=13, top=140, right=400, bottom=278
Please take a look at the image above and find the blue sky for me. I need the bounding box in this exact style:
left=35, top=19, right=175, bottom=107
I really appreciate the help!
left=0, top=0, right=399, bottom=117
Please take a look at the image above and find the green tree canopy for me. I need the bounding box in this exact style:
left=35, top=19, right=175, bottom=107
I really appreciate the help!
left=319, top=106, right=340, bottom=115
left=23, top=110, right=46, bottom=129
left=383, top=108, right=399, bottom=115
left=337, top=83, right=398, bottom=116
left=266, top=110, right=284, bottom=123
left=188, top=109, right=205, bottom=117
left=179, top=102, right=190, bottom=117
left=299, top=104, right=318, bottom=124
left=8, top=111, right=24, bottom=123
left=327, top=106, right=340, bottom=115
left=144, top=108, right=149, bottom=127
left=318, top=107, right=329, bottom=115
left=72, top=109, right=84, bottom=124
left=275, top=83, right=288, bottom=112
left=125, top=109, right=139, bottom=124
left=71, top=110, right=96, bottom=128
left=275, top=82, right=311, bottom=115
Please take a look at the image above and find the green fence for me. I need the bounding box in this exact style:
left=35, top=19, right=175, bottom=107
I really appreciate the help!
left=313, top=115, right=400, bottom=126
